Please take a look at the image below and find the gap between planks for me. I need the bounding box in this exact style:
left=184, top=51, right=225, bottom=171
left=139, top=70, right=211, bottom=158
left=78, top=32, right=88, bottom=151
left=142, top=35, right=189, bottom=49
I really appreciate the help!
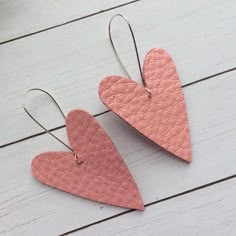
left=60, top=174, right=236, bottom=235
left=1, top=66, right=235, bottom=149
left=67, top=177, right=236, bottom=235
left=0, top=0, right=141, bottom=45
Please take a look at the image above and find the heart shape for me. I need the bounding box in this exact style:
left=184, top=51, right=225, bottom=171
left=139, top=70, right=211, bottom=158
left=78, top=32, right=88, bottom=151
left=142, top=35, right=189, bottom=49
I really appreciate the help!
left=31, top=109, right=144, bottom=210
left=99, top=48, right=192, bottom=162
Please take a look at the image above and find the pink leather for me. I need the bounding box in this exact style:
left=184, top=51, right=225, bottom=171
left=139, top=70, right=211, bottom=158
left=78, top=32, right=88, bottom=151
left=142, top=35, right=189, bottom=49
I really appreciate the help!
left=99, top=48, right=192, bottom=162
left=31, top=110, right=144, bottom=210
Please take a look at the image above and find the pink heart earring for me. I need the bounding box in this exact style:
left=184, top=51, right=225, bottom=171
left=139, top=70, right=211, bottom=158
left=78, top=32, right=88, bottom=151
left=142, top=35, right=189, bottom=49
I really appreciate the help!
left=99, top=14, right=192, bottom=162
left=22, top=88, right=144, bottom=210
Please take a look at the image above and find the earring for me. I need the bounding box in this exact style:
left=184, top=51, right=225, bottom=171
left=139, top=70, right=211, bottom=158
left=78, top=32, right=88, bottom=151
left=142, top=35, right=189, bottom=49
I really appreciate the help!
left=22, top=88, right=144, bottom=210
left=99, top=14, right=192, bottom=162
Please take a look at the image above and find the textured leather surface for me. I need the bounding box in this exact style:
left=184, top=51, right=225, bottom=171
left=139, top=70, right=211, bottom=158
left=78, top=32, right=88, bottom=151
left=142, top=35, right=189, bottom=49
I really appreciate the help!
left=99, top=48, right=192, bottom=162
left=31, top=109, right=144, bottom=210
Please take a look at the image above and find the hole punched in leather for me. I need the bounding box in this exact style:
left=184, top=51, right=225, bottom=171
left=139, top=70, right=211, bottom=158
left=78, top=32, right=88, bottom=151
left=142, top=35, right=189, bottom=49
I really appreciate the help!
left=109, top=14, right=152, bottom=97
left=22, top=88, right=83, bottom=165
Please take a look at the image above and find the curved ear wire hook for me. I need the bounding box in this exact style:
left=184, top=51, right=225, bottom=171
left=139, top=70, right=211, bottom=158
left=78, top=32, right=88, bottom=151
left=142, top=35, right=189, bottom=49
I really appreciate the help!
left=22, top=88, right=82, bottom=164
left=108, top=14, right=151, bottom=97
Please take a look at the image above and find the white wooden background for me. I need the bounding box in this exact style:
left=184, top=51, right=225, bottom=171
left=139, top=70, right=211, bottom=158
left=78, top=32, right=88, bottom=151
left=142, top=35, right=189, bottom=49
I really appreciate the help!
left=0, top=0, right=235, bottom=235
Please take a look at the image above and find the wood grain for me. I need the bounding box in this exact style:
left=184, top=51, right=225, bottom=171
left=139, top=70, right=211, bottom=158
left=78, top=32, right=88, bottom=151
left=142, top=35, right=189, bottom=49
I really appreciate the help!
left=0, top=0, right=236, bottom=146
left=0, top=71, right=236, bottom=235
left=77, top=178, right=236, bottom=236
left=0, top=0, right=134, bottom=43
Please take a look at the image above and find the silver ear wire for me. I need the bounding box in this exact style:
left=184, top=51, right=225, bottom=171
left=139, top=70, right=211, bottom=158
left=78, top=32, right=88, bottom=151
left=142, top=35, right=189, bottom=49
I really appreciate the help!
left=108, top=14, right=151, bottom=97
left=22, top=88, right=82, bottom=164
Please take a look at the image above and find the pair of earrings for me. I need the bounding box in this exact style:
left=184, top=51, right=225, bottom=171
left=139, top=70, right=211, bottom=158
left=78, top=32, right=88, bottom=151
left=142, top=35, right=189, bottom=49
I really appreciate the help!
left=22, top=15, right=192, bottom=211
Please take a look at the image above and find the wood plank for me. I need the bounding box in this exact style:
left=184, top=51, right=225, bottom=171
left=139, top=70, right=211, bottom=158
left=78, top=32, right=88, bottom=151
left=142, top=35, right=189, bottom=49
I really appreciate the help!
left=0, top=0, right=133, bottom=43
left=0, top=71, right=236, bottom=235
left=77, top=178, right=236, bottom=236
left=0, top=0, right=236, bottom=146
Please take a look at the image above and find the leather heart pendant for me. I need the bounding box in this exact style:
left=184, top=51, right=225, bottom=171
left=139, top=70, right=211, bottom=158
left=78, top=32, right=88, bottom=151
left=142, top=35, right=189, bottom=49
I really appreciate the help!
left=99, top=48, right=192, bottom=162
left=31, top=110, right=144, bottom=210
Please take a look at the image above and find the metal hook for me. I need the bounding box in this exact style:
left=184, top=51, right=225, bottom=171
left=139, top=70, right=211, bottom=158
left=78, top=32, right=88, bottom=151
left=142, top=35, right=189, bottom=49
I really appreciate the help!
left=22, top=88, right=82, bottom=164
left=108, top=14, right=151, bottom=97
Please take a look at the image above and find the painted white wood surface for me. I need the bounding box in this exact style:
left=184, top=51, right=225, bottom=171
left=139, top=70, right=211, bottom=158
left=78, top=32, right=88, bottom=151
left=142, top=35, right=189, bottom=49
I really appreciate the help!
left=0, top=0, right=132, bottom=43
left=1, top=0, right=236, bottom=146
left=1, top=71, right=236, bottom=235
left=77, top=178, right=236, bottom=236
